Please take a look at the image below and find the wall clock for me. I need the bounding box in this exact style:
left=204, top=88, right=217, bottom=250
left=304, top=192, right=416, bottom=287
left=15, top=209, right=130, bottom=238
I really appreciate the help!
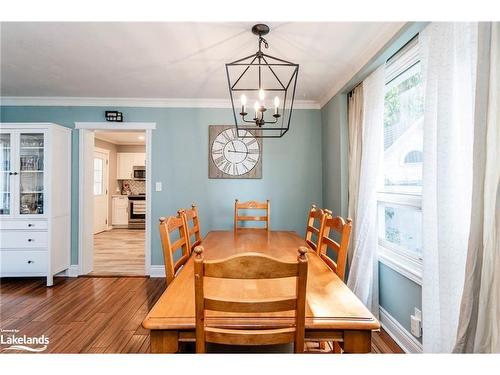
left=209, top=125, right=262, bottom=179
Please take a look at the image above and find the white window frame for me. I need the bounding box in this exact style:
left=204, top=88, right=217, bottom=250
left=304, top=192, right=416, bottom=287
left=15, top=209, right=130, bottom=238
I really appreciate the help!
left=377, top=36, right=423, bottom=285
left=93, top=157, right=104, bottom=196
left=377, top=193, right=423, bottom=285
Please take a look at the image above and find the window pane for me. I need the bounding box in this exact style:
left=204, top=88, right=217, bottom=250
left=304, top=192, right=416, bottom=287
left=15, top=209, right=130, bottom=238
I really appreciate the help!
left=383, top=62, right=424, bottom=194
left=94, top=158, right=103, bottom=195
left=378, top=203, right=422, bottom=255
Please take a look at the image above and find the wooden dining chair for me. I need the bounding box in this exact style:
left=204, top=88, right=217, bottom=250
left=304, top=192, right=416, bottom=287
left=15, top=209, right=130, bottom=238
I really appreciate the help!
left=193, top=245, right=308, bottom=353
left=317, top=210, right=352, bottom=282
left=305, top=204, right=326, bottom=252
left=304, top=210, right=352, bottom=354
left=179, top=204, right=202, bottom=253
left=234, top=199, right=270, bottom=231
left=158, top=213, right=191, bottom=285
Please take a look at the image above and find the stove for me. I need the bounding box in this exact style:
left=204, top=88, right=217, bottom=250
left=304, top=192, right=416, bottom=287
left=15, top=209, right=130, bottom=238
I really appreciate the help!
left=128, top=194, right=146, bottom=229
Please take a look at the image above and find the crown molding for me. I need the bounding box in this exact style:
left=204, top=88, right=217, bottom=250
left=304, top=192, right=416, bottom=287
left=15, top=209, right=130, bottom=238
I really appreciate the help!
left=0, top=96, right=320, bottom=110
left=318, top=22, right=428, bottom=108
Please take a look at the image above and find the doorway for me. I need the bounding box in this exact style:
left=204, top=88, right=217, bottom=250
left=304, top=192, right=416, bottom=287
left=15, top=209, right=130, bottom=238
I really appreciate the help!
left=76, top=122, right=156, bottom=277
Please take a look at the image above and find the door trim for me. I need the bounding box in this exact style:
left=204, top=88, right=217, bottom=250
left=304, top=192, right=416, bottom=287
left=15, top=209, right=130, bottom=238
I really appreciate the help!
left=76, top=122, right=156, bottom=276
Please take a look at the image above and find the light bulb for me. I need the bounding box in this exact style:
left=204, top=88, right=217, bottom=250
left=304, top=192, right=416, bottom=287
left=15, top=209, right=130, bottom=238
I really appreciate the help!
left=240, top=94, right=247, bottom=106
left=254, top=101, right=259, bottom=116
left=259, top=89, right=265, bottom=101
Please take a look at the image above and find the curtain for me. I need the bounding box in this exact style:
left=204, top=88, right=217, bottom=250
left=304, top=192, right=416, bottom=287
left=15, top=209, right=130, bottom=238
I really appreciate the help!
left=347, top=66, right=384, bottom=317
left=420, top=22, right=478, bottom=353
left=347, top=84, right=363, bottom=269
left=454, top=22, right=500, bottom=353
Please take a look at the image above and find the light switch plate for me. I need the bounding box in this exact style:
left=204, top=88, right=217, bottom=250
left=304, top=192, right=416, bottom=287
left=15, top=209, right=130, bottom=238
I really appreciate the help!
left=155, top=182, right=162, bottom=192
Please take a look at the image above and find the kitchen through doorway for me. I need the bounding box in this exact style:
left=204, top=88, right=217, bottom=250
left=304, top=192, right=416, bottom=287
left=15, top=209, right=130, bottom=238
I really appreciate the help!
left=90, top=130, right=147, bottom=276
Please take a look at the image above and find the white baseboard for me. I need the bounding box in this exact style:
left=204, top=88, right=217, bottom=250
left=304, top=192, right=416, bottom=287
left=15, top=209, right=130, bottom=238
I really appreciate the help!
left=379, top=307, right=422, bottom=353
left=56, top=265, right=79, bottom=278
left=149, top=265, right=166, bottom=278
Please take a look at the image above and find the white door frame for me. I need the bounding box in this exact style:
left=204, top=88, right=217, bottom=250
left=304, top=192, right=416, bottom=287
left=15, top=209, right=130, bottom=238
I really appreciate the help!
left=93, top=147, right=110, bottom=233
left=75, top=122, right=156, bottom=276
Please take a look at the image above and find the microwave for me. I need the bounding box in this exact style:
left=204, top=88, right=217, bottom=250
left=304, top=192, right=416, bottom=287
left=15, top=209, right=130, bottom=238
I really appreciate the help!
left=133, top=166, right=146, bottom=180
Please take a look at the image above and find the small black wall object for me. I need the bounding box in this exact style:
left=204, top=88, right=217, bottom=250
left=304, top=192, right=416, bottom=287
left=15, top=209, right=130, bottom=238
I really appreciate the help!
left=105, top=111, right=123, bottom=122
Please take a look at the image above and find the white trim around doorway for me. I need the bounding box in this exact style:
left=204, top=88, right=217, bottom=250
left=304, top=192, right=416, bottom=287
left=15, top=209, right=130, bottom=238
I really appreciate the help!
left=75, top=122, right=156, bottom=276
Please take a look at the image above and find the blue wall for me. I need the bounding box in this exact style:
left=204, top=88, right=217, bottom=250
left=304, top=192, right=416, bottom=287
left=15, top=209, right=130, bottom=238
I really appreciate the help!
left=0, top=106, right=323, bottom=265
left=379, top=262, right=422, bottom=342
left=321, top=93, right=348, bottom=218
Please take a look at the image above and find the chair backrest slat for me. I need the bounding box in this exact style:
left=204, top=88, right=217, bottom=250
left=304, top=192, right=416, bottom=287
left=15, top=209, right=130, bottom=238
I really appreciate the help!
left=304, top=204, right=326, bottom=251
left=234, top=199, right=270, bottom=231
left=203, top=253, right=299, bottom=279
left=194, top=246, right=308, bottom=353
left=204, top=297, right=297, bottom=313
left=159, top=212, right=190, bottom=285
left=317, top=210, right=352, bottom=282
left=179, top=204, right=202, bottom=252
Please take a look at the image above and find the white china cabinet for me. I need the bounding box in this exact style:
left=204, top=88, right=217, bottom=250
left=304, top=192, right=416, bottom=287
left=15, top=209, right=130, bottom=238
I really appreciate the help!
left=0, top=123, right=71, bottom=286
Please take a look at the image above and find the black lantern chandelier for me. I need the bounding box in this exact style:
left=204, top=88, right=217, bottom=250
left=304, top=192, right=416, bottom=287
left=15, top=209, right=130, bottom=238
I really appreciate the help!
left=225, top=24, right=299, bottom=138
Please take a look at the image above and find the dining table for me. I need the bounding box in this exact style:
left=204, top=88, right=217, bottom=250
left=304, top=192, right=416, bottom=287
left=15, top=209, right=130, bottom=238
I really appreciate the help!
left=142, top=229, right=380, bottom=353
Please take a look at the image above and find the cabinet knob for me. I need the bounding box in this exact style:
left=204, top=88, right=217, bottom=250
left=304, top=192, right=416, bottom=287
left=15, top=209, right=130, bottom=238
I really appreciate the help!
left=27, top=260, right=34, bottom=264
left=28, top=238, right=34, bottom=242
left=28, top=223, right=34, bottom=227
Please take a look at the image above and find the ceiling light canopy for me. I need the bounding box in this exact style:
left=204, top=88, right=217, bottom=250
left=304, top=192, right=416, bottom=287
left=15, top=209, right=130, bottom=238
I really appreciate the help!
left=225, top=24, right=299, bottom=138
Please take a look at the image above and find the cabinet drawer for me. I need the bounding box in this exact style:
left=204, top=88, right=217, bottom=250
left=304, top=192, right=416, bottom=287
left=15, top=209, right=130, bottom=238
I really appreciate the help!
left=0, top=220, right=48, bottom=230
left=1, top=231, right=48, bottom=248
left=0, top=250, right=47, bottom=275
left=113, top=197, right=129, bottom=207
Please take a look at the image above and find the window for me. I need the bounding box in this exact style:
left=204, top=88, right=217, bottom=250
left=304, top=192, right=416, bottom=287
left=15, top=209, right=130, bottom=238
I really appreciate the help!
left=378, top=37, right=423, bottom=283
left=403, top=150, right=423, bottom=164
left=93, top=158, right=103, bottom=195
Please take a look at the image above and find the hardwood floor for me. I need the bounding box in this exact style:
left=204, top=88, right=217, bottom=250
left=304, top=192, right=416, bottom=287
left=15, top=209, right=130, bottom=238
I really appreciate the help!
left=90, top=229, right=145, bottom=276
left=0, top=277, right=403, bottom=354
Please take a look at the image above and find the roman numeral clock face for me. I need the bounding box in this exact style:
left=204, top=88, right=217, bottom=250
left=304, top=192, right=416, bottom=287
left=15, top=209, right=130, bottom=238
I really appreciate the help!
left=211, top=128, right=260, bottom=176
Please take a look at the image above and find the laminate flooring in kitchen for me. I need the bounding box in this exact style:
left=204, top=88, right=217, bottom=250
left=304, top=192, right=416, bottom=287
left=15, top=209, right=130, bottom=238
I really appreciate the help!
left=90, top=229, right=145, bottom=276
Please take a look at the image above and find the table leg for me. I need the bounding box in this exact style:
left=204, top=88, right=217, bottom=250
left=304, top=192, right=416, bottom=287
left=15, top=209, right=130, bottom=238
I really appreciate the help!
left=150, top=330, right=179, bottom=353
left=343, top=330, right=372, bottom=353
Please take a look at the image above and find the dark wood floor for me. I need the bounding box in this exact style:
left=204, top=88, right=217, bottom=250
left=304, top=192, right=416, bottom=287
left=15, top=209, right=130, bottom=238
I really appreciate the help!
left=0, top=277, right=403, bottom=354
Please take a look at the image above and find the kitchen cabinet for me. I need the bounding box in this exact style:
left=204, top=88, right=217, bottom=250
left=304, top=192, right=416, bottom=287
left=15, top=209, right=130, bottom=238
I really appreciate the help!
left=116, top=152, right=145, bottom=180
left=0, top=123, right=71, bottom=286
left=112, top=195, right=128, bottom=226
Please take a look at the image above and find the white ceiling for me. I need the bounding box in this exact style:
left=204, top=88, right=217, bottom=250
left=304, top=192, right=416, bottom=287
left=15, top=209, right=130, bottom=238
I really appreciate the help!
left=95, top=131, right=145, bottom=145
left=0, top=22, right=404, bottom=106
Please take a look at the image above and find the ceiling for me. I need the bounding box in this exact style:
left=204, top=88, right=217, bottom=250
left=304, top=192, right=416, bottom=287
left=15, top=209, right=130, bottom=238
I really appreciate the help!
left=95, top=131, right=145, bottom=145
left=0, top=22, right=404, bottom=106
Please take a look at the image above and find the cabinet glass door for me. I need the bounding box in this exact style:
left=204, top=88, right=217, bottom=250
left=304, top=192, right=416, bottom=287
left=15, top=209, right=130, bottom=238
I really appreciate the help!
left=0, top=133, right=12, bottom=215
left=19, top=133, right=45, bottom=215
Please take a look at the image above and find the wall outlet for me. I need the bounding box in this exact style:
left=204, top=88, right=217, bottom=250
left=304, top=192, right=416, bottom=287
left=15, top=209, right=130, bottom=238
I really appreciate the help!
left=410, top=307, right=422, bottom=338
left=155, top=182, right=162, bottom=192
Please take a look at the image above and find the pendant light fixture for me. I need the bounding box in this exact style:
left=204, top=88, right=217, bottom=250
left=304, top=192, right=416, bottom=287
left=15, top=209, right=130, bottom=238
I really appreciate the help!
left=225, top=24, right=299, bottom=138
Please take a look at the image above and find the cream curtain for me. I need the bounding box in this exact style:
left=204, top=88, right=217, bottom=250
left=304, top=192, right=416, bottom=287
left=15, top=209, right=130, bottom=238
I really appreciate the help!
left=347, top=84, right=363, bottom=269
left=420, top=22, right=478, bottom=353
left=347, top=66, right=384, bottom=316
left=454, top=22, right=500, bottom=353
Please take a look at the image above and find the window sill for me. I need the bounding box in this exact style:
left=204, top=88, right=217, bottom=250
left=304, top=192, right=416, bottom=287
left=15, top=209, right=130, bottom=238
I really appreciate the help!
left=378, top=245, right=422, bottom=286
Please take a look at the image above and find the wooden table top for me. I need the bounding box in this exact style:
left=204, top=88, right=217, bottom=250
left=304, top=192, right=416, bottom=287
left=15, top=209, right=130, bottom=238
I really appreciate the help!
left=143, top=230, right=380, bottom=331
